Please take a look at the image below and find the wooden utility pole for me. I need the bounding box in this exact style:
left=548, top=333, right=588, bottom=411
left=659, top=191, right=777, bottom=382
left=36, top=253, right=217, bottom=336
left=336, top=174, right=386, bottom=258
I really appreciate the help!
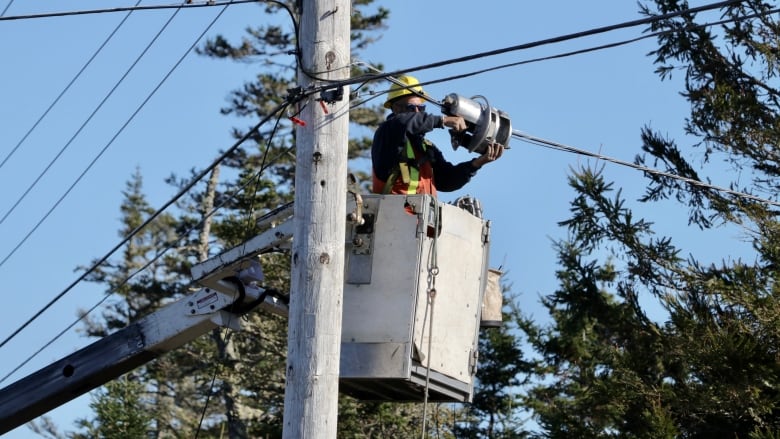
left=283, top=0, right=350, bottom=437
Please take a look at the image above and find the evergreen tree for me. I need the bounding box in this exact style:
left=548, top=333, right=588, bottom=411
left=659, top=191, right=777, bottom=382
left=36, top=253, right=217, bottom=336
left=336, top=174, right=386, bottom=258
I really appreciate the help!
left=337, top=399, right=426, bottom=438
left=76, top=170, right=208, bottom=437
left=450, top=293, right=535, bottom=439
left=524, top=167, right=682, bottom=438
left=522, top=1, right=780, bottom=437
left=73, top=375, right=152, bottom=439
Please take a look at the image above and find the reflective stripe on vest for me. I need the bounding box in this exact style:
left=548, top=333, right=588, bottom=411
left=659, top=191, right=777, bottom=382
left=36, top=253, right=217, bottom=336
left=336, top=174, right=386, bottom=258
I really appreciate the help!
left=383, top=137, right=426, bottom=195
left=406, top=138, right=421, bottom=194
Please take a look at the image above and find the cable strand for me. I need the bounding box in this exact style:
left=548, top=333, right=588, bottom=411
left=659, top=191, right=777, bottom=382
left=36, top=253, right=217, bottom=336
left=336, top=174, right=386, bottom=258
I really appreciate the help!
left=0, top=4, right=185, bottom=228
left=0, top=0, right=142, bottom=174
left=513, top=131, right=780, bottom=208
left=0, top=98, right=293, bottom=352
left=0, top=103, right=293, bottom=382
left=0, top=0, right=257, bottom=21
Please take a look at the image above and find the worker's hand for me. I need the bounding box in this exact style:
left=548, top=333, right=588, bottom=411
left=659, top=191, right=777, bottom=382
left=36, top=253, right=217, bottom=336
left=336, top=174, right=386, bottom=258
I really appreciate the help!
left=471, top=142, right=504, bottom=169
left=442, top=115, right=467, bottom=132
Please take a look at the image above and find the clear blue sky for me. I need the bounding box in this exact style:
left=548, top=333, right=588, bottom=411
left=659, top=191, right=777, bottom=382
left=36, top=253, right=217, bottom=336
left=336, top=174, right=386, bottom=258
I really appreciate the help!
left=0, top=1, right=750, bottom=436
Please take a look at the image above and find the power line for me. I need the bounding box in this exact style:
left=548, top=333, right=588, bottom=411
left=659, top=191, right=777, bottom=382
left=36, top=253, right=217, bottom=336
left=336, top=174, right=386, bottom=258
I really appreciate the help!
left=0, top=0, right=142, bottom=173
left=0, top=102, right=294, bottom=384
left=0, top=0, right=308, bottom=85
left=407, top=0, right=744, bottom=78
left=513, top=131, right=780, bottom=208
left=0, top=1, right=242, bottom=349
left=0, top=0, right=259, bottom=21
left=0, top=0, right=304, bottom=353
left=0, top=4, right=186, bottom=228
left=352, top=1, right=775, bottom=112
left=0, top=0, right=237, bottom=265
left=0, top=0, right=14, bottom=16
left=1, top=0, right=298, bottom=228
left=315, top=0, right=749, bottom=92
left=0, top=98, right=294, bottom=355
left=406, top=5, right=780, bottom=97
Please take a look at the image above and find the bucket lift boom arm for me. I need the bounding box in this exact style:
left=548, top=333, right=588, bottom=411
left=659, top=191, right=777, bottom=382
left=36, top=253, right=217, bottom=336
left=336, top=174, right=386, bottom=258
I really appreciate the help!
left=0, top=211, right=293, bottom=435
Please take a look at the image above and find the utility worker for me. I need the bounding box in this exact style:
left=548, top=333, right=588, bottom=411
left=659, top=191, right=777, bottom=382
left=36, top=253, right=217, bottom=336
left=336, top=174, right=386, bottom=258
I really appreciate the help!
left=372, top=75, right=503, bottom=195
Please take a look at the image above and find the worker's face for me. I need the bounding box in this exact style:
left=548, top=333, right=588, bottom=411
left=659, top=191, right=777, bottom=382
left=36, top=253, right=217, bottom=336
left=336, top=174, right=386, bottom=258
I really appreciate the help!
left=393, top=95, right=426, bottom=114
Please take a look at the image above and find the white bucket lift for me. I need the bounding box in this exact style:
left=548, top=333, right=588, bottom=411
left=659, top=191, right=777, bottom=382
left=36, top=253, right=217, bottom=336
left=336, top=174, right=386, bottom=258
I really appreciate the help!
left=340, top=194, right=490, bottom=402
left=189, top=194, right=493, bottom=403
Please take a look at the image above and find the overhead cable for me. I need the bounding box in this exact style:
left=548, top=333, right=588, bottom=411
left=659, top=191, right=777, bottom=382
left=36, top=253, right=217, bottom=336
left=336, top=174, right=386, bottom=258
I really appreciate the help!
left=312, top=0, right=748, bottom=92
left=0, top=0, right=304, bottom=353
left=513, top=131, right=780, bottom=208
left=0, top=4, right=185, bottom=228
left=0, top=97, right=295, bottom=355
left=1, top=0, right=310, bottom=84
left=0, top=0, right=238, bottom=265
left=1, top=0, right=299, bottom=227
left=0, top=0, right=142, bottom=173
left=0, top=0, right=258, bottom=21
left=402, top=5, right=779, bottom=98
left=1, top=0, right=14, bottom=16
left=351, top=2, right=775, bottom=111
left=0, top=1, right=242, bottom=349
left=0, top=101, right=294, bottom=384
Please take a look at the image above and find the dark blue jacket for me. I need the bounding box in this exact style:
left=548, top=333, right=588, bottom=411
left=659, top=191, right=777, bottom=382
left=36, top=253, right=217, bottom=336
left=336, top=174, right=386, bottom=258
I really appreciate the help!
left=371, top=112, right=478, bottom=193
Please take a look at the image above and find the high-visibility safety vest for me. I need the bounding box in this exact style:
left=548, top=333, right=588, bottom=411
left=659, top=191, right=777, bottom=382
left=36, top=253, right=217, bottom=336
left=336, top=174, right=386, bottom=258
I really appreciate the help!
left=377, top=138, right=437, bottom=196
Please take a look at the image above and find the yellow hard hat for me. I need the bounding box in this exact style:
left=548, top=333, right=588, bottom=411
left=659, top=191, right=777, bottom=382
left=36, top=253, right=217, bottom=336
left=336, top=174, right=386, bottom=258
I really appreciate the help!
left=384, top=75, right=425, bottom=109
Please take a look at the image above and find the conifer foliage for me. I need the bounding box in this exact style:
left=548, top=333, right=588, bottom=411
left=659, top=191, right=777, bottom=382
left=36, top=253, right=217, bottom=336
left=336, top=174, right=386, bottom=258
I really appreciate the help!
left=522, top=1, right=780, bottom=437
left=46, top=1, right=780, bottom=437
